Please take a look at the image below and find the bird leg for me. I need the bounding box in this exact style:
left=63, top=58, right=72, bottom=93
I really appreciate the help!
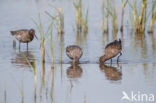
left=19, top=41, right=21, bottom=50
left=73, top=57, right=79, bottom=65
left=117, top=61, right=119, bottom=67
left=27, top=42, right=28, bottom=51
left=13, top=38, right=16, bottom=48
left=117, top=52, right=122, bottom=63
left=111, top=59, right=112, bottom=64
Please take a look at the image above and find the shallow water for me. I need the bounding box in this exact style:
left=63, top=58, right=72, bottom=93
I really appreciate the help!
left=0, top=0, right=156, bottom=103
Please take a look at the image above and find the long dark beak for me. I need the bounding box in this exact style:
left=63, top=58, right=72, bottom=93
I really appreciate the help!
left=34, top=34, right=38, bottom=40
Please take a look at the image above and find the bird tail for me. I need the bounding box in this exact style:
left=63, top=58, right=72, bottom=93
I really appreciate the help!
left=10, top=31, right=15, bottom=36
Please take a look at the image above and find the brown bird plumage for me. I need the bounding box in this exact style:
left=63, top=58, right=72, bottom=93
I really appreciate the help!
left=10, top=29, right=37, bottom=50
left=66, top=45, right=83, bottom=64
left=99, top=39, right=122, bottom=63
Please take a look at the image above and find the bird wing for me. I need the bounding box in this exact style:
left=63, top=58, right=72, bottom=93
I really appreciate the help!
left=10, top=29, right=28, bottom=36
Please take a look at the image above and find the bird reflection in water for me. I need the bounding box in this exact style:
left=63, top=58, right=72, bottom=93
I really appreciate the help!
left=99, top=63, right=122, bottom=81
left=11, top=50, right=35, bottom=68
left=66, top=64, right=83, bottom=78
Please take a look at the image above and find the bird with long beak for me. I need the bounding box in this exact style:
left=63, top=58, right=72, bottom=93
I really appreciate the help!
left=99, top=39, right=122, bottom=64
left=10, top=28, right=38, bottom=50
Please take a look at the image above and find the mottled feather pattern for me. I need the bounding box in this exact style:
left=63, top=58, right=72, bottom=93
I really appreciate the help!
left=66, top=45, right=82, bottom=60
left=105, top=40, right=122, bottom=50
left=10, top=29, right=34, bottom=43
left=11, top=29, right=28, bottom=35
left=104, top=40, right=122, bottom=60
left=99, top=39, right=122, bottom=63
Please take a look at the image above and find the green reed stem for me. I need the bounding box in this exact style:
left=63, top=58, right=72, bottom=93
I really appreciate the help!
left=50, top=28, right=54, bottom=68
left=101, top=0, right=105, bottom=34
left=57, top=8, right=64, bottom=35
left=120, top=0, right=128, bottom=32
left=106, top=0, right=109, bottom=33
left=110, top=3, right=118, bottom=32
left=148, top=0, right=156, bottom=33
left=137, top=0, right=148, bottom=33
left=74, top=0, right=88, bottom=34
left=4, top=82, right=6, bottom=103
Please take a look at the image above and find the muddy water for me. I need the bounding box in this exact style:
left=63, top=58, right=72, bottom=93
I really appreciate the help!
left=0, top=0, right=156, bottom=103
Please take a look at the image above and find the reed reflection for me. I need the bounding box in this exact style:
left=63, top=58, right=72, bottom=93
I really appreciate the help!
left=148, top=33, right=155, bottom=51
left=99, top=63, right=122, bottom=81
left=11, top=50, right=35, bottom=68
left=66, top=64, right=83, bottom=78
left=59, top=35, right=64, bottom=80
left=134, top=33, right=147, bottom=58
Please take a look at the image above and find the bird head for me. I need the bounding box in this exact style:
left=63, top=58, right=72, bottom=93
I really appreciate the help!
left=29, top=29, right=38, bottom=40
left=99, top=55, right=106, bottom=64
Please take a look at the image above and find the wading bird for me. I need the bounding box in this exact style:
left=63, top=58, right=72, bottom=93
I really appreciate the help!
left=99, top=39, right=122, bottom=63
left=10, top=29, right=38, bottom=50
left=66, top=45, right=83, bottom=64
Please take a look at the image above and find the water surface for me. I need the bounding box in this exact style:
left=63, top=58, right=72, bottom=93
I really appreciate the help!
left=0, top=0, right=156, bottom=103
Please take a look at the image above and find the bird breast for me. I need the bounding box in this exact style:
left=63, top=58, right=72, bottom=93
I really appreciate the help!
left=15, top=33, right=34, bottom=43
left=66, top=47, right=82, bottom=59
